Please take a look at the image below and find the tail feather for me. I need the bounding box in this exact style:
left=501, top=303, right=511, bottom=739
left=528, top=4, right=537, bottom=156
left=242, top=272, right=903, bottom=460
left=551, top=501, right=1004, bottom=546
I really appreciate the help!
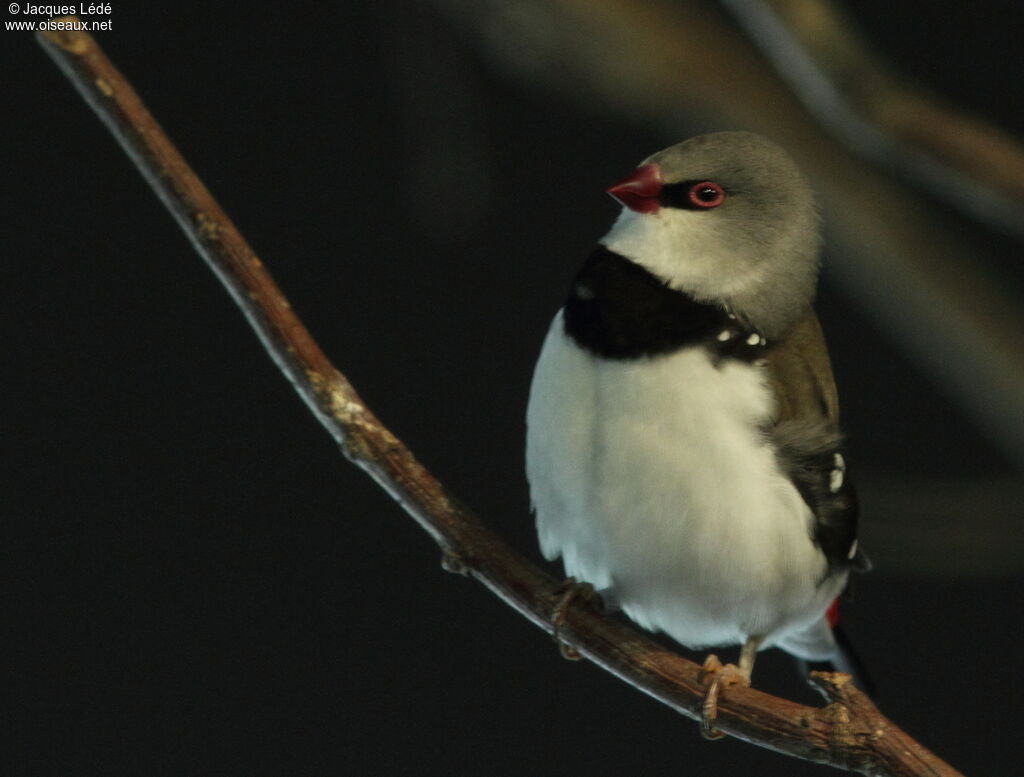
left=797, top=623, right=876, bottom=698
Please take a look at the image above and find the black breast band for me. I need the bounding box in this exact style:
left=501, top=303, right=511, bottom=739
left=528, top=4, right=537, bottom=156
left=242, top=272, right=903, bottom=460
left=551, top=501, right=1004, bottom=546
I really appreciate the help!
left=562, top=246, right=766, bottom=361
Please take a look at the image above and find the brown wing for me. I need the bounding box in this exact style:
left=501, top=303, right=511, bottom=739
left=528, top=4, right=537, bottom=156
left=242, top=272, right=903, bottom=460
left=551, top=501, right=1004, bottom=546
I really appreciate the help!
left=763, top=307, right=867, bottom=572
left=764, top=307, right=839, bottom=430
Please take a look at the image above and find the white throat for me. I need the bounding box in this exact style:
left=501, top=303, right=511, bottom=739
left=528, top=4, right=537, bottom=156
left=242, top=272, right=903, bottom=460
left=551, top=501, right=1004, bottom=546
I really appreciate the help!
left=600, top=209, right=766, bottom=302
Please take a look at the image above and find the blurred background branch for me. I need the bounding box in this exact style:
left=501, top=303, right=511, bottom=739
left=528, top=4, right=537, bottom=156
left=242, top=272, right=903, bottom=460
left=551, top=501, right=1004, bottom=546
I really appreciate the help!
left=725, top=0, right=1024, bottom=233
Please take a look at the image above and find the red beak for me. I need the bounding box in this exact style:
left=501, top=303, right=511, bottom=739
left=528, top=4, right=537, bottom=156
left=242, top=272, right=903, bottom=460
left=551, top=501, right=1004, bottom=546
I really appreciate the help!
left=606, top=163, right=662, bottom=213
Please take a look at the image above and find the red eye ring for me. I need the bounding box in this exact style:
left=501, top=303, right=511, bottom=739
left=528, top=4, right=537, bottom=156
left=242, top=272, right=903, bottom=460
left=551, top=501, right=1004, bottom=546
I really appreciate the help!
left=687, top=181, right=725, bottom=209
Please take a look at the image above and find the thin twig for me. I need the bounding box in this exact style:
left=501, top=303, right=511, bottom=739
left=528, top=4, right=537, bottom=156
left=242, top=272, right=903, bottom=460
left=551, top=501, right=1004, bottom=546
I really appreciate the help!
left=37, top=18, right=964, bottom=777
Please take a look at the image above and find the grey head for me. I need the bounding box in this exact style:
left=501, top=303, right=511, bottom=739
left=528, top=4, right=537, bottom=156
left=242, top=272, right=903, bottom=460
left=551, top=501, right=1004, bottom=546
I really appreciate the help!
left=601, top=131, right=821, bottom=339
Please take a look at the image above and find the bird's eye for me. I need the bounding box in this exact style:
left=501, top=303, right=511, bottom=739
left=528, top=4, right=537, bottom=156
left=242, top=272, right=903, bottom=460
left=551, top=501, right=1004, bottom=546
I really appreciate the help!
left=687, top=181, right=725, bottom=209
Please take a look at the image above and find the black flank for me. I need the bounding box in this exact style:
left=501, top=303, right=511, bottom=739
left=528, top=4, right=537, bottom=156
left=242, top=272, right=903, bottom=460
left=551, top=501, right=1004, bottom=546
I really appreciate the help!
left=797, top=452, right=860, bottom=574
left=773, top=435, right=868, bottom=576
left=563, top=246, right=767, bottom=361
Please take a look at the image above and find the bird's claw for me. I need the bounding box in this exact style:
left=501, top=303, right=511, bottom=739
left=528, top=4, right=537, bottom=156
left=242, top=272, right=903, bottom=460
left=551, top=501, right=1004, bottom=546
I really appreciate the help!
left=698, top=654, right=750, bottom=740
left=551, top=577, right=596, bottom=660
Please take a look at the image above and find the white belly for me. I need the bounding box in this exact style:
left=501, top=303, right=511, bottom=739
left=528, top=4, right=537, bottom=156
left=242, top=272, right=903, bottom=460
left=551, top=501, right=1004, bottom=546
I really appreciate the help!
left=526, top=311, right=842, bottom=651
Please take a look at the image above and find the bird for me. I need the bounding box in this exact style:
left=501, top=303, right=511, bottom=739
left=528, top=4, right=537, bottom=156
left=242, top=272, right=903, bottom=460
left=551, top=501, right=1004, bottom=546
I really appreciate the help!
left=524, top=131, right=870, bottom=735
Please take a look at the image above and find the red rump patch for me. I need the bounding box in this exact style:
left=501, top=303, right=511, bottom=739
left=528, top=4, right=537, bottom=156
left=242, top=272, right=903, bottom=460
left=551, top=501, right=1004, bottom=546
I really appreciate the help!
left=826, top=598, right=840, bottom=628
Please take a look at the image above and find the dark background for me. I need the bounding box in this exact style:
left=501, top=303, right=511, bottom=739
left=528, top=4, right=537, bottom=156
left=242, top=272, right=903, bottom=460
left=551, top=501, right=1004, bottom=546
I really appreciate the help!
left=4, top=2, right=1022, bottom=775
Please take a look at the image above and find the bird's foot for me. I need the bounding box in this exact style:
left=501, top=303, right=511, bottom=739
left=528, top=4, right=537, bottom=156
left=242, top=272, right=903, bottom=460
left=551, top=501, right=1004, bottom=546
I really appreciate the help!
left=550, top=577, right=596, bottom=660
left=698, top=654, right=751, bottom=740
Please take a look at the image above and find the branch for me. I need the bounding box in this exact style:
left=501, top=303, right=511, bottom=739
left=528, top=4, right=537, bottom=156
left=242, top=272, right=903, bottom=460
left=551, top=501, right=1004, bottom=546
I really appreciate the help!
left=37, top=19, right=964, bottom=777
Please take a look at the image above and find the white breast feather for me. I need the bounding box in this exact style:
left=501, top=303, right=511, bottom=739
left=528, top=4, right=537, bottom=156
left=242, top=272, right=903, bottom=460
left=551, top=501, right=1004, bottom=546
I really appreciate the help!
left=526, top=311, right=845, bottom=654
